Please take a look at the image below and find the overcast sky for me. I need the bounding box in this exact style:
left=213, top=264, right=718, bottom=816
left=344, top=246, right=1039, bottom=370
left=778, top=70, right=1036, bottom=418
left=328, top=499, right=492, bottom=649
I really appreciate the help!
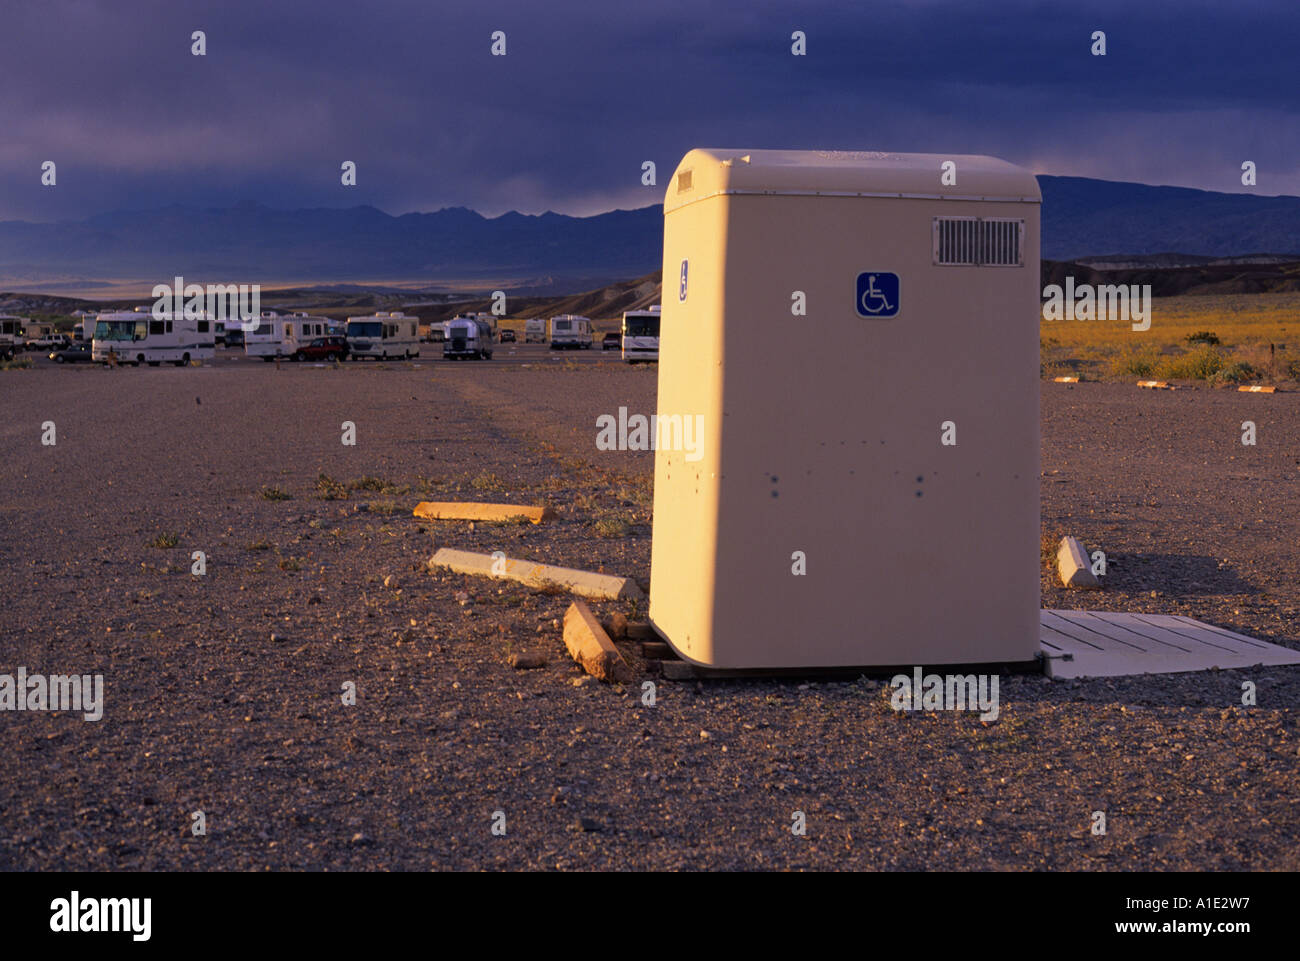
left=1, top=0, right=1296, bottom=222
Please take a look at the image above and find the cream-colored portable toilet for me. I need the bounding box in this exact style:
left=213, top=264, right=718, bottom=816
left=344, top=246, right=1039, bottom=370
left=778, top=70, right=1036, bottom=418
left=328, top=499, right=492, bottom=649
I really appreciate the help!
left=649, top=148, right=1041, bottom=669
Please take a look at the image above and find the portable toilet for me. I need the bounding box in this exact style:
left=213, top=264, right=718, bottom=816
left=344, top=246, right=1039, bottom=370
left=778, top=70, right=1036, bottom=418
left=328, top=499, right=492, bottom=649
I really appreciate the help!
left=649, top=148, right=1041, bottom=670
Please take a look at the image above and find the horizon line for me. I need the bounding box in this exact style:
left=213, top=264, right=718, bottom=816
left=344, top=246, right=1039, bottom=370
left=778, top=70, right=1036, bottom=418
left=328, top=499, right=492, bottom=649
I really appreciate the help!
left=2, top=173, right=1297, bottom=226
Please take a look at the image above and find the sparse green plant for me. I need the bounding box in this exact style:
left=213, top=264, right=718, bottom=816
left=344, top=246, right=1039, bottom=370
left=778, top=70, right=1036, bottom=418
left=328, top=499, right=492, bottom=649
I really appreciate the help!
left=245, top=539, right=272, bottom=551
left=1156, top=345, right=1225, bottom=381
left=278, top=556, right=304, bottom=572
left=0, top=356, right=33, bottom=371
left=260, top=485, right=292, bottom=501
left=1109, top=348, right=1158, bottom=378
left=595, top=515, right=633, bottom=538
left=1185, top=330, right=1220, bottom=345
left=148, top=532, right=180, bottom=549
left=470, top=471, right=506, bottom=492
left=347, top=475, right=392, bottom=493
left=1209, top=361, right=1258, bottom=386
left=316, top=473, right=348, bottom=499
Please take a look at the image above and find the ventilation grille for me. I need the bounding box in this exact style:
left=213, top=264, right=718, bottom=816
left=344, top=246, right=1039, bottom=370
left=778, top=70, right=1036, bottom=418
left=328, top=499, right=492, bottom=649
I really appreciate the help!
left=677, top=169, right=693, bottom=192
left=933, top=217, right=1024, bottom=266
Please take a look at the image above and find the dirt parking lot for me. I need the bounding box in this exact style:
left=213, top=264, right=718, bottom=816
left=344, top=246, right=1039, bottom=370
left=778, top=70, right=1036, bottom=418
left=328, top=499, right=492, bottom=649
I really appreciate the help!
left=0, top=362, right=1296, bottom=870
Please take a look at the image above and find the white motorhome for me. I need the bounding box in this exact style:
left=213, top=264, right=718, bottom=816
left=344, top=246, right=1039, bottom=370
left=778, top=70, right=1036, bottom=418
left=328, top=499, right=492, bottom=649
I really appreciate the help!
left=524, top=318, right=546, bottom=343
left=0, top=315, right=24, bottom=359
left=621, top=305, right=661, bottom=363
left=91, top=311, right=216, bottom=366
left=549, top=314, right=592, bottom=350
left=244, top=312, right=332, bottom=360
left=345, top=311, right=419, bottom=360
left=443, top=316, right=494, bottom=360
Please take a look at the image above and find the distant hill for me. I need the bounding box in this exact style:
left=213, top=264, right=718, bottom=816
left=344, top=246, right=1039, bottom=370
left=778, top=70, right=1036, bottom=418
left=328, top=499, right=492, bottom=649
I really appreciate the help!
left=1, top=175, right=1297, bottom=288
left=400, top=272, right=664, bottom=325
left=1037, top=176, right=1300, bottom=261
left=0, top=202, right=663, bottom=289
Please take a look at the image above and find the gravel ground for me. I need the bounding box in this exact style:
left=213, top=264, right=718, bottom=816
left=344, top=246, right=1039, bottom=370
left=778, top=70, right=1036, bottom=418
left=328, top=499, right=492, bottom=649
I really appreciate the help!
left=0, top=362, right=1296, bottom=871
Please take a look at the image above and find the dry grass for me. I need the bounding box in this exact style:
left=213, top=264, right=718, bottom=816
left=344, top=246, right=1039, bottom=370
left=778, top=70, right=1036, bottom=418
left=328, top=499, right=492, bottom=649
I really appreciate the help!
left=1041, top=292, right=1300, bottom=384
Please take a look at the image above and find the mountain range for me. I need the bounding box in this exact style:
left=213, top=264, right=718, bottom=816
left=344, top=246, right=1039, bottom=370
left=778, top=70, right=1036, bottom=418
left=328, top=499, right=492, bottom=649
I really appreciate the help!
left=1, top=176, right=1297, bottom=289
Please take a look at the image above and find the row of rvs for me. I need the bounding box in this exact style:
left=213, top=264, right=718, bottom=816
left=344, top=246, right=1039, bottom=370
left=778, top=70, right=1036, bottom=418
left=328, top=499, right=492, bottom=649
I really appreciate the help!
left=65, top=308, right=421, bottom=365
left=432, top=313, right=593, bottom=349
left=4, top=304, right=663, bottom=365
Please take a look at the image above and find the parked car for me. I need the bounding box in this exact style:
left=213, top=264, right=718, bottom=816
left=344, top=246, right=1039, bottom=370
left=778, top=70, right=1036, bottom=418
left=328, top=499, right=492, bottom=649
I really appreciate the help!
left=49, top=342, right=93, bottom=364
left=499, top=329, right=516, bottom=343
left=26, top=334, right=68, bottom=351
left=293, top=336, right=349, bottom=361
left=602, top=331, right=621, bottom=350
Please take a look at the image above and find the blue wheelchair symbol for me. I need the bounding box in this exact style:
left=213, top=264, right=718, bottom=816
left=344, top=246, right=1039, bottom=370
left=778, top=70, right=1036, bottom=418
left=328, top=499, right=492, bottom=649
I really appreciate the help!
left=679, top=259, right=689, bottom=302
left=855, top=271, right=899, bottom=318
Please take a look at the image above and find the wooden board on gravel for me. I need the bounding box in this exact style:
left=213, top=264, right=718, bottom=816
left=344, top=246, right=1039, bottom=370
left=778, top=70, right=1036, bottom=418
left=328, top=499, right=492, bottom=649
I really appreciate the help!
left=564, top=600, right=632, bottom=682
left=413, top=501, right=556, bottom=524
left=428, top=547, right=646, bottom=601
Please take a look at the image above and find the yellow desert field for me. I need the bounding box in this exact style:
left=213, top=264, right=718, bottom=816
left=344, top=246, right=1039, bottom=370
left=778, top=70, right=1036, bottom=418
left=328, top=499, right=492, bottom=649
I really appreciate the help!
left=1041, top=292, right=1300, bottom=384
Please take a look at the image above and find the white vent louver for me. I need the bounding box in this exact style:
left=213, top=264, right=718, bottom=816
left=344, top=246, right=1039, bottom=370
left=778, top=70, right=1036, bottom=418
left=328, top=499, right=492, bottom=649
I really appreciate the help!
left=933, top=217, right=1024, bottom=267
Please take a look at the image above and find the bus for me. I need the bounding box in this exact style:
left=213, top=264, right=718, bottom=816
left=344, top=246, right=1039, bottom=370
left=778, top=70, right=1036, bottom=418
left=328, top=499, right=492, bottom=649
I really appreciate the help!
left=91, top=311, right=216, bottom=366
left=244, top=312, right=332, bottom=361
left=345, top=311, right=420, bottom=360
left=621, top=305, right=661, bottom=363
left=549, top=314, right=592, bottom=350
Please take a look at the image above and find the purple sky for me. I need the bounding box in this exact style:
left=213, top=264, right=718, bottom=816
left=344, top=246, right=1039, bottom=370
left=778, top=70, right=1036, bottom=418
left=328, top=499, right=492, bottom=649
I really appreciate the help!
left=1, top=0, right=1297, bottom=221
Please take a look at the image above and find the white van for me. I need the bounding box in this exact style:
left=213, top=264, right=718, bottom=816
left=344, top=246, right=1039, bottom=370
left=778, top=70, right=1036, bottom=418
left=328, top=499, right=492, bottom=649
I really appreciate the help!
left=443, top=316, right=494, bottom=360
left=549, top=314, right=592, bottom=350
left=345, top=311, right=419, bottom=360
left=91, top=311, right=216, bottom=366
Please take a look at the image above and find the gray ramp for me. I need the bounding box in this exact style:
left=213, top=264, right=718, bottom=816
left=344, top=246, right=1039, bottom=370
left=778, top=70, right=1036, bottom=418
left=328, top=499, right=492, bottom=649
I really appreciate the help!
left=1039, top=610, right=1300, bottom=678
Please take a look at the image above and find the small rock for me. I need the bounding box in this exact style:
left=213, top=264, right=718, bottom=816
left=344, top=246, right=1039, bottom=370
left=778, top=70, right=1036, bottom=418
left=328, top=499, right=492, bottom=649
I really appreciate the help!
left=508, top=652, right=547, bottom=670
left=349, top=832, right=374, bottom=846
left=604, top=612, right=628, bottom=639
left=571, top=676, right=595, bottom=688
left=576, top=817, right=603, bottom=833
left=383, top=575, right=398, bottom=590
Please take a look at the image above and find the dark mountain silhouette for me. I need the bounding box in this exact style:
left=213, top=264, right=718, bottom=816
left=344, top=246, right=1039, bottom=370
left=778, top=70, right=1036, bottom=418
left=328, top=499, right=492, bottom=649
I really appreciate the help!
left=0, top=175, right=1296, bottom=286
